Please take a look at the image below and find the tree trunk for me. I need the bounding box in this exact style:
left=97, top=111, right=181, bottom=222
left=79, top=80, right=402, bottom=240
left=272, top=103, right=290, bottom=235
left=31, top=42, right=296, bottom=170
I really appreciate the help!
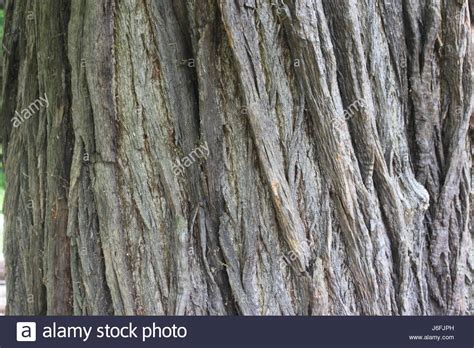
left=1, top=0, right=472, bottom=315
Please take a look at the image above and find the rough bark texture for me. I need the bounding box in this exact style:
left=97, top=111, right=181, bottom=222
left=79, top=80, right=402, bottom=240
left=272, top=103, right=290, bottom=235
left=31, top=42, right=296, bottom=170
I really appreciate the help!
left=1, top=0, right=472, bottom=315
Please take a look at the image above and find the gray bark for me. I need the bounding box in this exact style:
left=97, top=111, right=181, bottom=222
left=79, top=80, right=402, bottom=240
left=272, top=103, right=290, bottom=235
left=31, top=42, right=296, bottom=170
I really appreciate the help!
left=1, top=0, right=472, bottom=315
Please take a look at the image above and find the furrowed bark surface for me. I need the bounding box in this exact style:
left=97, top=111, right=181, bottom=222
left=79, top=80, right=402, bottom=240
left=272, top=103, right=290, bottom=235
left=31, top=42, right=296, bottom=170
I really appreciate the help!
left=1, top=0, right=472, bottom=315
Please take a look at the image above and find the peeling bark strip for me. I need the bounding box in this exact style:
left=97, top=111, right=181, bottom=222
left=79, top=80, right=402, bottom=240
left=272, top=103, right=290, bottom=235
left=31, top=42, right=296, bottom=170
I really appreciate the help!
left=1, top=0, right=472, bottom=315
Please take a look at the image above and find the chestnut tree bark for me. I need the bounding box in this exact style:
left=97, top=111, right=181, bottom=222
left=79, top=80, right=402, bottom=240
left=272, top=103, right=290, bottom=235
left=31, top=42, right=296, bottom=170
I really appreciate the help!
left=1, top=0, right=472, bottom=315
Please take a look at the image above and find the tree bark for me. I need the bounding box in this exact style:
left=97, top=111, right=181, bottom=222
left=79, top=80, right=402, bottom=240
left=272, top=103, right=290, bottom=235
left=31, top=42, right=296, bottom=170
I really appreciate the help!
left=1, top=0, right=472, bottom=315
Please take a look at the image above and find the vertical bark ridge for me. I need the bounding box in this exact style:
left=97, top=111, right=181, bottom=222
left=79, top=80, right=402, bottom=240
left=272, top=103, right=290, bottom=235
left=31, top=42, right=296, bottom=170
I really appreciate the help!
left=280, top=0, right=384, bottom=314
left=220, top=0, right=311, bottom=275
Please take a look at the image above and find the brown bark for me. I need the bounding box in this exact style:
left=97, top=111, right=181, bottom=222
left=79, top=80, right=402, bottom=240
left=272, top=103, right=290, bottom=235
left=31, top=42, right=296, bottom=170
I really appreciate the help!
left=1, top=0, right=472, bottom=315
